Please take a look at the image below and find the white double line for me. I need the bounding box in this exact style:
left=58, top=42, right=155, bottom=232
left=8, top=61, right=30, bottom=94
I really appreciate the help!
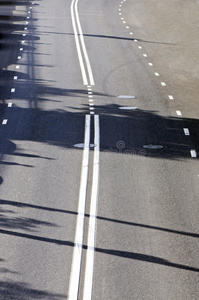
left=71, top=0, right=95, bottom=86
left=68, top=115, right=100, bottom=300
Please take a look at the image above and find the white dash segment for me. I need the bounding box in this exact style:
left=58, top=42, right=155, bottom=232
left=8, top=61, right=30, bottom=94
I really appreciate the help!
left=2, top=119, right=8, bottom=125
left=155, top=73, right=160, bottom=76
left=148, top=62, right=153, bottom=66
left=169, top=95, right=174, bottom=100
left=143, top=54, right=147, bottom=57
left=183, top=128, right=190, bottom=135
left=190, top=150, right=197, bottom=158
left=14, top=76, right=18, bottom=80
left=161, top=82, right=166, bottom=86
left=176, top=111, right=182, bottom=116
left=8, top=103, right=12, bottom=107
left=11, top=88, right=15, bottom=93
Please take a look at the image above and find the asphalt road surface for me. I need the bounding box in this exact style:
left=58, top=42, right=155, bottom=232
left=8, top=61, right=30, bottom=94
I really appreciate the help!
left=0, top=0, right=199, bottom=299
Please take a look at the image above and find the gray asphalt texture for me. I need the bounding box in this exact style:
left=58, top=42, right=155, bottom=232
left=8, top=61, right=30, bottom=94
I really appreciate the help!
left=0, top=0, right=199, bottom=299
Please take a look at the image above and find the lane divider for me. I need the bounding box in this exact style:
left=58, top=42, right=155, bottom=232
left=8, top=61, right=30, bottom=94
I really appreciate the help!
left=117, top=0, right=197, bottom=158
left=71, top=0, right=95, bottom=86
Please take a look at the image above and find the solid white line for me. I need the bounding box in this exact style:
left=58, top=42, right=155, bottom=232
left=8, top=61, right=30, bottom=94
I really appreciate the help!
left=71, top=0, right=88, bottom=85
left=75, top=0, right=95, bottom=85
left=83, top=115, right=100, bottom=300
left=68, top=115, right=91, bottom=300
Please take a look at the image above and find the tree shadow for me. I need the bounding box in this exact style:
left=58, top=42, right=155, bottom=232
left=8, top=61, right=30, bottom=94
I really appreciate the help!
left=0, top=280, right=65, bottom=299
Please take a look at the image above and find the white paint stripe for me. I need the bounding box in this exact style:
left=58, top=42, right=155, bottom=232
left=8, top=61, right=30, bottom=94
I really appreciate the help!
left=138, top=46, right=142, bottom=49
left=75, top=0, right=95, bottom=85
left=148, top=62, right=153, bottom=66
left=143, top=54, right=147, bottom=57
left=71, top=0, right=88, bottom=85
left=168, top=95, right=174, bottom=100
left=176, top=110, right=182, bottom=116
left=155, top=73, right=160, bottom=76
left=83, top=115, right=100, bottom=300
left=183, top=128, right=190, bottom=135
left=8, top=103, right=12, bottom=107
left=2, top=119, right=8, bottom=125
left=190, top=150, right=197, bottom=158
left=68, top=115, right=90, bottom=300
left=11, top=88, right=15, bottom=93
left=161, top=82, right=166, bottom=86
left=16, top=66, right=20, bottom=69
left=14, top=76, right=18, bottom=80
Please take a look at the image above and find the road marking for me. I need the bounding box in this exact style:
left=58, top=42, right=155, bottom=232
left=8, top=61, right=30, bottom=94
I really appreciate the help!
left=18, top=56, right=22, bottom=60
left=11, top=88, right=15, bottom=93
left=143, top=54, right=147, bottom=57
left=143, top=144, right=163, bottom=149
left=117, top=95, right=135, bottom=99
left=126, top=26, right=129, bottom=29
left=148, top=62, right=153, bottom=66
left=119, top=106, right=137, bottom=110
left=83, top=115, right=100, bottom=300
left=138, top=46, right=142, bottom=49
left=20, top=48, right=23, bottom=51
left=123, top=21, right=126, bottom=23
left=2, top=119, right=8, bottom=125
left=14, top=76, right=18, bottom=80
left=190, top=150, right=197, bottom=158
left=134, top=39, right=137, bottom=42
left=161, top=82, right=166, bottom=86
left=183, top=128, right=190, bottom=135
left=168, top=95, right=174, bottom=100
left=155, top=73, right=160, bottom=76
left=68, top=115, right=91, bottom=300
left=8, top=103, right=12, bottom=107
left=16, top=66, right=20, bottom=69
left=71, top=0, right=88, bottom=85
left=130, top=32, right=133, bottom=35
left=176, top=110, right=182, bottom=116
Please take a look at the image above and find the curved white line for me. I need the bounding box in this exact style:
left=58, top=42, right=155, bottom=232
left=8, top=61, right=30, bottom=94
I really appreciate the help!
left=75, top=0, right=95, bottom=86
left=71, top=0, right=88, bottom=85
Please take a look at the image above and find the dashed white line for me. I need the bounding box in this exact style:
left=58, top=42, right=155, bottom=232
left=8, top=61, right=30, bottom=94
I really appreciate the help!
left=8, top=103, right=12, bottom=107
left=155, top=73, right=160, bottom=76
left=2, top=119, right=8, bottom=125
left=161, top=82, right=166, bottom=86
left=176, top=110, right=182, bottom=116
left=190, top=150, right=197, bottom=158
left=148, top=62, right=153, bottom=66
left=168, top=95, right=174, bottom=100
left=183, top=128, right=190, bottom=135
left=11, top=88, right=15, bottom=93
left=143, top=54, right=147, bottom=57
left=14, top=76, right=18, bottom=80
